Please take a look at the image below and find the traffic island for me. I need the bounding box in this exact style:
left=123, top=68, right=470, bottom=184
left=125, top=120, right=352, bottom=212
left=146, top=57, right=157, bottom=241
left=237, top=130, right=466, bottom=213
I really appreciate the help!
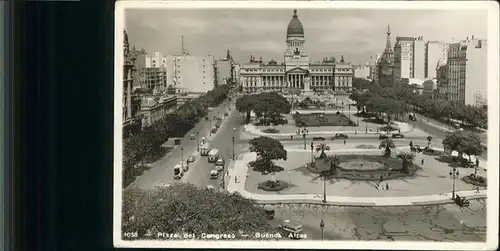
left=304, top=154, right=421, bottom=181
left=257, top=180, right=290, bottom=192
left=248, top=159, right=285, bottom=173
left=261, top=128, right=280, bottom=134
left=292, top=112, right=356, bottom=127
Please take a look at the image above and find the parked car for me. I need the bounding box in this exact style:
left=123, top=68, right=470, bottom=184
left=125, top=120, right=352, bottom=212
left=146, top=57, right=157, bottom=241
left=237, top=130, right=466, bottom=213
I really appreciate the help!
left=391, top=133, right=404, bottom=138
left=379, top=134, right=389, bottom=140
left=224, top=112, right=228, bottom=116
left=189, top=133, right=195, bottom=140
left=313, top=136, right=326, bottom=141
left=210, top=169, right=218, bottom=179
left=187, top=155, right=196, bottom=163
left=334, top=133, right=348, bottom=139
left=278, top=220, right=305, bottom=239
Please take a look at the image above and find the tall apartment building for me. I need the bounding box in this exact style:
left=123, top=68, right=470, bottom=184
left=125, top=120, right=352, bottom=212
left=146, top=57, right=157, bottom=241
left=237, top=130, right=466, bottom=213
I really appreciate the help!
left=393, top=37, right=414, bottom=89
left=444, top=37, right=487, bottom=107
left=413, top=37, right=426, bottom=80
left=354, top=64, right=371, bottom=79
left=425, top=41, right=449, bottom=79
left=393, top=36, right=426, bottom=88
left=166, top=54, right=216, bottom=93
left=133, top=52, right=168, bottom=90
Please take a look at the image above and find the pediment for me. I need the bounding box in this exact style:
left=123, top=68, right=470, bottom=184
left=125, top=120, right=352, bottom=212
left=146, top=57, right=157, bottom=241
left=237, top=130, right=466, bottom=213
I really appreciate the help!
left=286, top=67, right=308, bottom=74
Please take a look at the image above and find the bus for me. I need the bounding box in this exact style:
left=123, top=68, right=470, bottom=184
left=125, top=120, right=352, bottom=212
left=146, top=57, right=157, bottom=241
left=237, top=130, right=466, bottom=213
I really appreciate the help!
left=208, top=149, right=219, bottom=163
left=200, top=143, right=210, bottom=156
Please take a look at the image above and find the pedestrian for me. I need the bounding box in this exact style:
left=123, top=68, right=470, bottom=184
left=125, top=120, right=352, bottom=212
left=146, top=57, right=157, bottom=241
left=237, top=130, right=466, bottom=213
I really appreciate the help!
left=421, top=159, right=424, bottom=165
left=290, top=135, right=293, bottom=140
left=398, top=129, right=401, bottom=133
left=386, top=183, right=389, bottom=190
left=379, top=174, right=384, bottom=184
left=343, top=139, right=346, bottom=145
left=476, top=158, right=479, bottom=167
left=476, top=186, right=480, bottom=193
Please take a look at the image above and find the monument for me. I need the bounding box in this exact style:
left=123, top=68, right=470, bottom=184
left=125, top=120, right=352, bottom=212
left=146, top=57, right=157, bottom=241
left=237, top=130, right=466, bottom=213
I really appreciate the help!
left=301, top=72, right=314, bottom=97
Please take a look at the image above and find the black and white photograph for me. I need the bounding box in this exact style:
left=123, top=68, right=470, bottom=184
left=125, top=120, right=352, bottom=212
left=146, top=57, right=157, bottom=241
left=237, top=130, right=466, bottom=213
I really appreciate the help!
left=114, top=1, right=498, bottom=249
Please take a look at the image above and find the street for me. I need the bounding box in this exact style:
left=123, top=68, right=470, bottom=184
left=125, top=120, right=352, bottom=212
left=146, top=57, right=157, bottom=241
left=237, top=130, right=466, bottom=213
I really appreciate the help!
left=127, top=99, right=235, bottom=190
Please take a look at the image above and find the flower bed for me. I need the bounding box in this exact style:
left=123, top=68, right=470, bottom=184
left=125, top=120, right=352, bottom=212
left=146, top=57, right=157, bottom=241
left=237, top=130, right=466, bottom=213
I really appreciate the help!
left=257, top=180, right=289, bottom=192
left=462, top=174, right=487, bottom=187
left=293, top=113, right=356, bottom=127
left=261, top=128, right=280, bottom=134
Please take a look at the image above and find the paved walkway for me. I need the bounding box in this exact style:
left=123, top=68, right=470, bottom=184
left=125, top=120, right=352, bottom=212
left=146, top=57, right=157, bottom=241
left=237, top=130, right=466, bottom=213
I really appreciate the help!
left=243, top=121, right=415, bottom=137
left=226, top=148, right=488, bottom=207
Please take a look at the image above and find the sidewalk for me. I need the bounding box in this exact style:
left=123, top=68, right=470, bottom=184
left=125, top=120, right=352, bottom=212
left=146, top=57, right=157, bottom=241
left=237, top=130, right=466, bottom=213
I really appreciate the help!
left=243, top=121, right=415, bottom=137
left=226, top=150, right=488, bottom=207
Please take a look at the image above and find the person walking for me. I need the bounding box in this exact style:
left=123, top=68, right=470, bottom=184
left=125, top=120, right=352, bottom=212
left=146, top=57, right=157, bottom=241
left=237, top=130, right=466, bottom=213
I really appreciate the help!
left=386, top=183, right=389, bottom=190
left=343, top=139, right=346, bottom=145
left=476, top=186, right=480, bottom=193
left=421, top=159, right=424, bottom=165
left=290, top=135, right=293, bottom=140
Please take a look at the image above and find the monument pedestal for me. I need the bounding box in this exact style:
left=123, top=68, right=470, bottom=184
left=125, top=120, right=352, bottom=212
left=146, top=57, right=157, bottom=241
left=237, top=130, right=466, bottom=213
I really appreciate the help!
left=301, top=75, right=314, bottom=97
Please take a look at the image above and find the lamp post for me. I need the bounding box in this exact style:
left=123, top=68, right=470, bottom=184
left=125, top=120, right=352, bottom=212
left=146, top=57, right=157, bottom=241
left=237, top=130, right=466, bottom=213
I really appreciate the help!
left=357, top=114, right=360, bottom=127
left=449, top=167, right=460, bottom=200
left=232, top=128, right=236, bottom=160
left=180, top=144, right=184, bottom=165
left=322, top=175, right=327, bottom=203
left=341, top=101, right=344, bottom=114
left=365, top=122, right=368, bottom=134
left=319, top=219, right=325, bottom=241
left=301, top=128, right=308, bottom=149
left=196, top=132, right=200, bottom=152
left=310, top=141, right=314, bottom=164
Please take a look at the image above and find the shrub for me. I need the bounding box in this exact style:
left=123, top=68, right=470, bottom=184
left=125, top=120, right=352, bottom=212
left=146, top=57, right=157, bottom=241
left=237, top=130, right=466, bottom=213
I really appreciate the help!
left=262, top=128, right=280, bottom=134
left=257, top=180, right=289, bottom=191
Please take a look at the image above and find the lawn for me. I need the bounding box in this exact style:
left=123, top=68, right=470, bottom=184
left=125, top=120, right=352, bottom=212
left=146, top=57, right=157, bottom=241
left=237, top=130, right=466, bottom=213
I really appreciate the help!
left=293, top=112, right=356, bottom=127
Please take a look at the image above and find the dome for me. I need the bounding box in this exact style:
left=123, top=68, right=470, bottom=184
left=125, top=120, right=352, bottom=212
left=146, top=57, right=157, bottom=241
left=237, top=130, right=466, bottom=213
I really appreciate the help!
left=268, top=60, right=277, bottom=65
left=287, top=9, right=304, bottom=36
left=436, top=57, right=447, bottom=69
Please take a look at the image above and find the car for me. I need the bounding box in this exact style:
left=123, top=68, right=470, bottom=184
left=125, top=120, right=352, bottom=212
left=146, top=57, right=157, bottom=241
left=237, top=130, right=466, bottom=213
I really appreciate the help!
left=187, top=155, right=196, bottom=163
left=224, top=112, right=228, bottom=116
left=278, top=220, right=305, bottom=239
left=379, top=134, right=389, bottom=140
left=210, top=169, right=218, bottom=179
left=334, top=133, right=348, bottom=139
left=206, top=185, right=215, bottom=190
left=312, top=136, right=326, bottom=141
left=391, top=133, right=404, bottom=138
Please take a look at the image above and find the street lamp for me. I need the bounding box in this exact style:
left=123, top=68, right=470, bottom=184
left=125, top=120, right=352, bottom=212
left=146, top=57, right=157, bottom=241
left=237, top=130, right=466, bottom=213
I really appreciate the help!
left=310, top=141, right=314, bottom=164
left=322, top=175, right=327, bottom=203
left=196, top=132, right=200, bottom=152
left=232, top=128, right=236, bottom=160
left=180, top=144, right=184, bottom=165
left=365, top=122, right=368, bottom=134
left=319, top=219, right=325, bottom=241
left=341, top=101, right=344, bottom=114
left=449, top=167, right=460, bottom=200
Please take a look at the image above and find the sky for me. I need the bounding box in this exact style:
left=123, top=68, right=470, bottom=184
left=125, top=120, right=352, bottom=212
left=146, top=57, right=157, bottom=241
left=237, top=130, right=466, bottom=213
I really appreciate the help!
left=125, top=8, right=488, bottom=65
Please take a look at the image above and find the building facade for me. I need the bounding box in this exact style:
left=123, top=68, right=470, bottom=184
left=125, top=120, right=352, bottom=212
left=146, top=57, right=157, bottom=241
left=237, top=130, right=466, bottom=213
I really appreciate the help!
left=413, top=37, right=426, bottom=80
left=425, top=41, right=449, bottom=79
left=444, top=37, right=487, bottom=106
left=122, top=30, right=143, bottom=137
left=140, top=95, right=177, bottom=129
left=133, top=51, right=168, bottom=90
left=393, top=36, right=414, bottom=89
left=354, top=64, right=371, bottom=79
left=240, top=10, right=353, bottom=94
left=166, top=54, right=215, bottom=94
left=216, top=51, right=233, bottom=85
left=422, top=79, right=438, bottom=99
left=377, top=25, right=394, bottom=88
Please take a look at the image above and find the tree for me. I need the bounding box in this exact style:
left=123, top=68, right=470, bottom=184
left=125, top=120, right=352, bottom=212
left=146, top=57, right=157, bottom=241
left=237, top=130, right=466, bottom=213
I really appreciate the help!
left=122, top=183, right=275, bottom=239
left=323, top=155, right=340, bottom=174
left=426, top=135, right=433, bottom=148
left=459, top=133, right=484, bottom=164
left=396, top=152, right=415, bottom=174
left=379, top=138, right=396, bottom=157
left=442, top=132, right=467, bottom=157
left=316, top=143, right=329, bottom=159
left=249, top=136, right=287, bottom=178
left=235, top=95, right=254, bottom=124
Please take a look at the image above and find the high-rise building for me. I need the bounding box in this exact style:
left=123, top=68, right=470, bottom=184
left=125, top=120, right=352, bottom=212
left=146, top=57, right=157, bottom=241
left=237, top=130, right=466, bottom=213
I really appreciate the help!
left=166, top=54, right=215, bottom=93
left=354, top=64, right=371, bottom=79
left=393, top=36, right=414, bottom=88
left=425, top=41, right=449, bottom=79
left=444, top=37, right=487, bottom=106
left=239, top=10, right=353, bottom=94
left=215, top=50, right=233, bottom=85
left=413, top=37, right=426, bottom=80
left=134, top=52, right=168, bottom=90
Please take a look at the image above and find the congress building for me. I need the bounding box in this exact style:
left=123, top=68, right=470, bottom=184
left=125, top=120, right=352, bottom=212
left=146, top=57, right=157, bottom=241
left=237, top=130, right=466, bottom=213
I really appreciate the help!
left=240, top=9, right=354, bottom=94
